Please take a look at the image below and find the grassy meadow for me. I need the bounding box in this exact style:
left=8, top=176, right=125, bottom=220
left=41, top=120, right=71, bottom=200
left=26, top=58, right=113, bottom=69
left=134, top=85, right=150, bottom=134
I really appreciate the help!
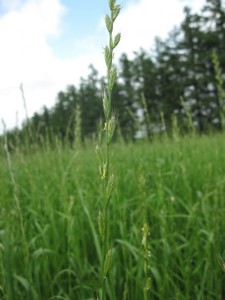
left=0, top=132, right=225, bottom=299
left=1, top=0, right=225, bottom=298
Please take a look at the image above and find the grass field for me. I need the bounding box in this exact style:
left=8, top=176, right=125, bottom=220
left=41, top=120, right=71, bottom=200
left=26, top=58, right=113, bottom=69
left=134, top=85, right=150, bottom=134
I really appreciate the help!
left=0, top=132, right=225, bottom=299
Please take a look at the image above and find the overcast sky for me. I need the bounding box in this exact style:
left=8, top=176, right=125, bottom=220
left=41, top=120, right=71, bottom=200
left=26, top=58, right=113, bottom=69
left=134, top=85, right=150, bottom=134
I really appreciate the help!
left=0, top=0, right=206, bottom=132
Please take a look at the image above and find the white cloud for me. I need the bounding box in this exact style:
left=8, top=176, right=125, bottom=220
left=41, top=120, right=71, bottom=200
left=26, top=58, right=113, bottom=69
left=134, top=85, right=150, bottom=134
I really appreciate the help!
left=112, top=0, right=205, bottom=58
left=117, top=0, right=184, bottom=55
left=0, top=0, right=100, bottom=133
left=0, top=0, right=23, bottom=11
left=0, top=0, right=67, bottom=131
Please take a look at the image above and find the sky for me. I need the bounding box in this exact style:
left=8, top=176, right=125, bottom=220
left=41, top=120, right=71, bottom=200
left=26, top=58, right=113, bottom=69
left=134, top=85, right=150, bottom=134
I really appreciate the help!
left=0, top=0, right=206, bottom=133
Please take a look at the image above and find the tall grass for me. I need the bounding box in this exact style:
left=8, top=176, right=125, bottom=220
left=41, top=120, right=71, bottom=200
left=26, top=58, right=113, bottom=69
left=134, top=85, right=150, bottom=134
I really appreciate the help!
left=96, top=1, right=121, bottom=299
left=0, top=2, right=225, bottom=299
left=0, top=131, right=225, bottom=299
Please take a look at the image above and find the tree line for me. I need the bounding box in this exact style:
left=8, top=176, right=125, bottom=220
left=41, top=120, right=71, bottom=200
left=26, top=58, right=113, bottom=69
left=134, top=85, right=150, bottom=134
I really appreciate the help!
left=4, top=0, right=225, bottom=146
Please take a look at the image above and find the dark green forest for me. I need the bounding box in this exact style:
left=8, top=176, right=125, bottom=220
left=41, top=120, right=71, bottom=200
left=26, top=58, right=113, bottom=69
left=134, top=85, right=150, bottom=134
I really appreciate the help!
left=4, top=0, right=225, bottom=144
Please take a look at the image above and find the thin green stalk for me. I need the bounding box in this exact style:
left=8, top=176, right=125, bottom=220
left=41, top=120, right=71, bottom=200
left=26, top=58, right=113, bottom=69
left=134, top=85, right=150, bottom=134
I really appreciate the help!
left=212, top=50, right=225, bottom=130
left=160, top=111, right=167, bottom=138
left=20, top=83, right=32, bottom=146
left=142, top=223, right=151, bottom=300
left=141, top=92, right=152, bottom=140
left=1, top=120, right=32, bottom=299
left=74, top=103, right=82, bottom=148
left=180, top=96, right=195, bottom=135
left=96, top=1, right=121, bottom=299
